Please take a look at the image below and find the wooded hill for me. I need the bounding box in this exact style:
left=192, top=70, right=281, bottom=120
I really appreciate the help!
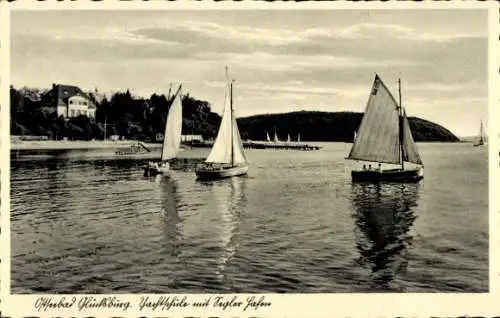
left=238, top=111, right=460, bottom=142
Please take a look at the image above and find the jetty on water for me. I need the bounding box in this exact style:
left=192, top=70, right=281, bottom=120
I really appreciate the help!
left=187, top=141, right=322, bottom=151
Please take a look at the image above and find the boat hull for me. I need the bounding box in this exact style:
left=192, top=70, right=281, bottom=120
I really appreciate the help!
left=351, top=167, right=423, bottom=183
left=143, top=162, right=170, bottom=177
left=195, top=164, right=248, bottom=180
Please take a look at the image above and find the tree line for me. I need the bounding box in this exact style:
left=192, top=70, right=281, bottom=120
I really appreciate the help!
left=10, top=86, right=222, bottom=141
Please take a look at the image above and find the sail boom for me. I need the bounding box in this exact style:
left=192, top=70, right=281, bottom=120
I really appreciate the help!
left=345, top=156, right=401, bottom=165
left=346, top=157, right=423, bottom=166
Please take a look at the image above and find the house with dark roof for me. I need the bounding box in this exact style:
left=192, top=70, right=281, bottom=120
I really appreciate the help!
left=41, top=83, right=96, bottom=119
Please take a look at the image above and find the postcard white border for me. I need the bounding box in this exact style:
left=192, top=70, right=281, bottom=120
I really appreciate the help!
left=1, top=1, right=498, bottom=317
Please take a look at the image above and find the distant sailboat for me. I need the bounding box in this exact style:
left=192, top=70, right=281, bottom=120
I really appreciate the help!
left=287, top=134, right=291, bottom=143
left=346, top=74, right=424, bottom=183
left=144, top=85, right=183, bottom=177
left=274, top=130, right=280, bottom=143
left=473, top=120, right=486, bottom=147
left=195, top=68, right=249, bottom=180
left=346, top=130, right=357, bottom=144
left=266, top=132, right=271, bottom=142
left=297, top=133, right=301, bottom=143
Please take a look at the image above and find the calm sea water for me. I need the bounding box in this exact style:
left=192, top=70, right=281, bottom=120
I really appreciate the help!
left=10, top=142, right=488, bottom=293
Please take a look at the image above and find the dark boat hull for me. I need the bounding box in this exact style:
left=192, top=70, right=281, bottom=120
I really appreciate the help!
left=352, top=168, right=423, bottom=183
left=195, top=164, right=248, bottom=181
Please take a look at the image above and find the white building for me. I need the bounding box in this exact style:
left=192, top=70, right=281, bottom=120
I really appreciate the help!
left=42, top=83, right=96, bottom=119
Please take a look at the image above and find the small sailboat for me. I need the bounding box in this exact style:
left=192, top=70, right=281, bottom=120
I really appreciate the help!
left=274, top=130, right=280, bottom=143
left=195, top=69, right=249, bottom=180
left=144, top=85, right=183, bottom=177
left=287, top=134, right=291, bottom=143
left=473, top=120, right=486, bottom=147
left=297, top=133, right=301, bottom=143
left=266, top=132, right=271, bottom=142
left=345, top=130, right=357, bottom=144
left=346, top=74, right=424, bottom=183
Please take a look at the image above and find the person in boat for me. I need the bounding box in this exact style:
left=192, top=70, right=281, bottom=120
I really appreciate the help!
left=363, top=164, right=366, bottom=170
left=377, top=163, right=382, bottom=172
left=368, top=164, right=372, bottom=170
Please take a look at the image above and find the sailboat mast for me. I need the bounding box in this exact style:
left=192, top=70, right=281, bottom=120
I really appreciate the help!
left=398, top=78, right=405, bottom=170
left=230, top=80, right=235, bottom=167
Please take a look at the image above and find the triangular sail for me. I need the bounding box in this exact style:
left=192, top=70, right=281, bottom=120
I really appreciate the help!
left=231, top=116, right=248, bottom=165
left=205, top=80, right=247, bottom=165
left=473, top=120, right=486, bottom=146
left=347, top=75, right=402, bottom=164
left=274, top=132, right=280, bottom=143
left=401, top=111, right=423, bottom=165
left=161, top=86, right=183, bottom=161
left=266, top=132, right=270, bottom=142
left=287, top=134, right=291, bottom=142
left=479, top=121, right=485, bottom=141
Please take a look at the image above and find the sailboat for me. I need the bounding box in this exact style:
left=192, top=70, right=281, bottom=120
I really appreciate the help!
left=266, top=132, right=271, bottom=142
left=346, top=74, right=424, bottom=183
left=287, top=134, right=291, bottom=143
left=297, top=133, right=301, bottom=143
left=195, top=70, right=249, bottom=180
left=274, top=130, right=280, bottom=143
left=473, top=120, right=486, bottom=147
left=144, top=85, right=183, bottom=177
left=345, top=130, right=357, bottom=144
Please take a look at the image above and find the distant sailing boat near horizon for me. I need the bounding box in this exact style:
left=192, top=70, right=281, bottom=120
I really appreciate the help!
left=144, top=84, right=183, bottom=177
left=274, top=130, right=280, bottom=143
left=346, top=74, right=424, bottom=183
left=473, top=120, right=486, bottom=147
left=195, top=69, right=249, bottom=181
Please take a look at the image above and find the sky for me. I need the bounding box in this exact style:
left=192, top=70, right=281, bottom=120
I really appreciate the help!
left=10, top=9, right=489, bottom=137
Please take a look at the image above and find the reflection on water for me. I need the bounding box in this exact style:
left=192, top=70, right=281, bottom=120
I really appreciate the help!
left=203, top=177, right=247, bottom=282
left=351, top=183, right=419, bottom=291
left=155, top=176, right=248, bottom=289
left=159, top=177, right=182, bottom=257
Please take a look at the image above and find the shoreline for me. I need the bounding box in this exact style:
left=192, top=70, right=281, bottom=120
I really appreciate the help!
left=11, top=139, right=469, bottom=152
left=10, top=140, right=164, bottom=151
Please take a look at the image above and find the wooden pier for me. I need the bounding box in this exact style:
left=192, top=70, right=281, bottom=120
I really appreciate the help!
left=187, top=141, right=322, bottom=151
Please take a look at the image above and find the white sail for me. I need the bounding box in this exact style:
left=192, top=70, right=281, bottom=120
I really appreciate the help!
left=287, top=134, right=291, bottom=142
left=347, top=74, right=422, bottom=166
left=266, top=132, right=270, bottom=142
left=298, top=133, right=300, bottom=142
left=274, top=132, right=280, bottom=143
left=401, top=110, right=423, bottom=165
left=205, top=82, right=247, bottom=165
left=348, top=75, right=401, bottom=164
left=161, top=87, right=183, bottom=161
left=473, top=120, right=486, bottom=146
